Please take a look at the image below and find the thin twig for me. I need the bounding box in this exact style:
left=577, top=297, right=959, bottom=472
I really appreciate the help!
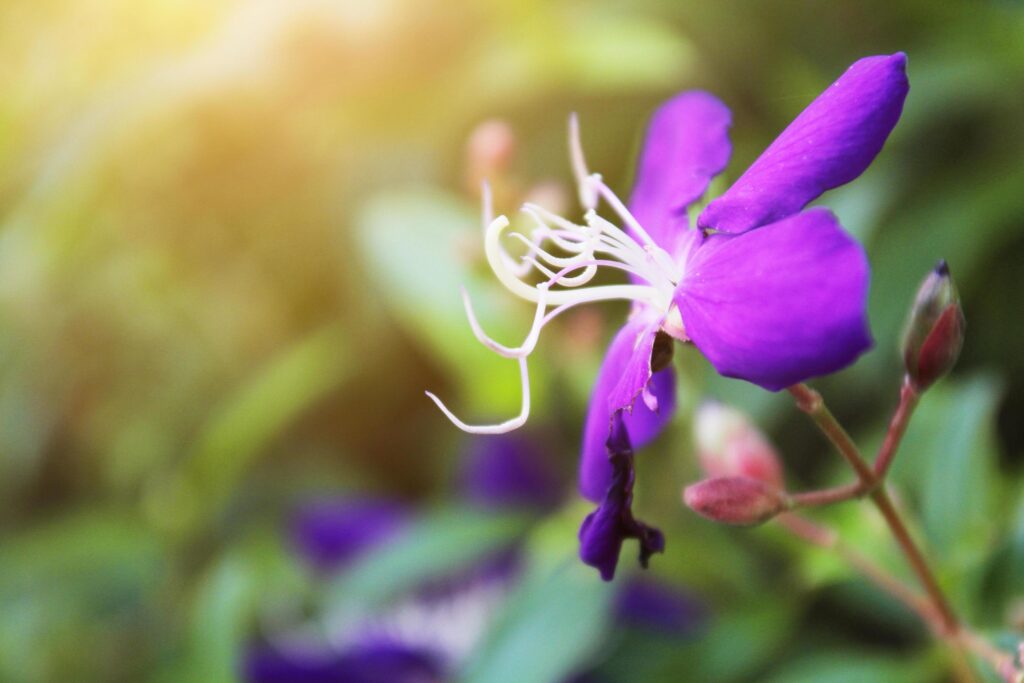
left=874, top=377, right=920, bottom=479
left=787, top=382, right=977, bottom=680
left=790, top=481, right=868, bottom=508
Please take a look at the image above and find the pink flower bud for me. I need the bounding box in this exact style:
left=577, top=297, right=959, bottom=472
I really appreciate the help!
left=694, top=402, right=784, bottom=489
left=683, top=476, right=790, bottom=526
left=902, top=260, right=965, bottom=392
left=466, top=119, right=516, bottom=191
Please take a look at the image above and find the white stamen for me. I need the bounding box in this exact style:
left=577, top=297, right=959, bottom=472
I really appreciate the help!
left=429, top=115, right=685, bottom=434
left=569, top=113, right=598, bottom=210
left=425, top=355, right=530, bottom=434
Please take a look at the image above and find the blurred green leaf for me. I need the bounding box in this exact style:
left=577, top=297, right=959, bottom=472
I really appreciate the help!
left=0, top=511, right=166, bottom=683
left=558, top=11, right=695, bottom=93
left=156, top=324, right=352, bottom=534
left=760, top=650, right=938, bottom=683
left=460, top=558, right=614, bottom=683
left=327, top=506, right=530, bottom=615
left=890, top=375, right=1003, bottom=575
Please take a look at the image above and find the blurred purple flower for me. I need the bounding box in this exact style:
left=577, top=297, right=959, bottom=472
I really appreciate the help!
left=243, top=545, right=519, bottom=683
left=613, top=576, right=706, bottom=635
left=291, top=499, right=409, bottom=573
left=244, top=640, right=443, bottom=683
left=459, top=434, right=564, bottom=512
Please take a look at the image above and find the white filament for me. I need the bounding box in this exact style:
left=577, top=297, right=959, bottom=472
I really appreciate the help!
left=427, top=114, right=682, bottom=434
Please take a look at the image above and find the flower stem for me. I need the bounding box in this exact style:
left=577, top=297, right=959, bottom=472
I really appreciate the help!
left=874, top=377, right=920, bottom=479
left=787, top=382, right=975, bottom=677
left=777, top=513, right=935, bottom=624
left=790, top=481, right=866, bottom=508
left=787, top=384, right=877, bottom=489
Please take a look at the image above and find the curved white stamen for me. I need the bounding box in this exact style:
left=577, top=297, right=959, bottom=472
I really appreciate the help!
left=484, top=215, right=657, bottom=307
left=508, top=232, right=592, bottom=269
left=430, top=113, right=687, bottom=435
left=425, top=355, right=530, bottom=434
left=569, top=113, right=597, bottom=210
left=462, top=284, right=550, bottom=358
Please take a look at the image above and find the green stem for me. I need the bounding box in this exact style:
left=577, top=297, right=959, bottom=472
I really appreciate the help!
left=788, top=382, right=974, bottom=677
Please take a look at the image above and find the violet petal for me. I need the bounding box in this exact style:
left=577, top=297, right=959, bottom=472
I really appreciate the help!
left=579, top=314, right=676, bottom=502
left=676, top=208, right=872, bottom=391
left=628, top=91, right=732, bottom=257
left=698, top=53, right=908, bottom=234
left=578, top=413, right=665, bottom=581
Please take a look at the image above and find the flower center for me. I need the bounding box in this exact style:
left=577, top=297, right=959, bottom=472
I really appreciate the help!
left=426, top=114, right=682, bottom=434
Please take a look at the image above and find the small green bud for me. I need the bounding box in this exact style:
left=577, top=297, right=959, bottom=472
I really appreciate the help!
left=901, top=260, right=965, bottom=392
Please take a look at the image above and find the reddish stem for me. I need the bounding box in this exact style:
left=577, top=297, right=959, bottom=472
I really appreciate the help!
left=790, top=481, right=867, bottom=508
left=874, top=377, right=920, bottom=479
left=788, top=383, right=971, bottom=674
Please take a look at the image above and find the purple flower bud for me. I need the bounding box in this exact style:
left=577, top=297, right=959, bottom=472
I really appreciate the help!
left=902, top=260, right=965, bottom=392
left=683, top=476, right=790, bottom=526
left=694, top=402, right=784, bottom=489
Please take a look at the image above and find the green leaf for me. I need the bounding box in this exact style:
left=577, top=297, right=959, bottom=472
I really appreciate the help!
left=326, top=507, right=530, bottom=616
left=460, top=557, right=614, bottom=683
left=760, top=650, right=938, bottom=683
left=0, top=511, right=166, bottom=683
left=154, top=324, right=353, bottom=535
left=889, top=375, right=1003, bottom=570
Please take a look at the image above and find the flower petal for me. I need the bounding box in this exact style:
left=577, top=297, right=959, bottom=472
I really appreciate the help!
left=628, top=91, right=732, bottom=256
left=579, top=314, right=676, bottom=502
left=698, top=53, right=908, bottom=234
left=676, top=208, right=872, bottom=391
left=578, top=414, right=665, bottom=581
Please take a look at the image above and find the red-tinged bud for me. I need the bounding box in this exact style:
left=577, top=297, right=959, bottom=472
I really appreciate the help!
left=683, top=476, right=791, bottom=526
left=466, top=119, right=516, bottom=192
left=902, top=260, right=965, bottom=392
left=694, top=402, right=784, bottom=489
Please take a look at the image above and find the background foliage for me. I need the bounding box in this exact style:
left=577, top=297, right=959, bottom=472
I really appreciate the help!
left=1, top=1, right=1022, bottom=681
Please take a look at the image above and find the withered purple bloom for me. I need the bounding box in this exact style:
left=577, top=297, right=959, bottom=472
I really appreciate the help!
left=429, top=54, right=908, bottom=577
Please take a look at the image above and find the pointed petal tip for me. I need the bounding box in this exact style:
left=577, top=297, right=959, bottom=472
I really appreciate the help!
left=699, top=53, right=909, bottom=234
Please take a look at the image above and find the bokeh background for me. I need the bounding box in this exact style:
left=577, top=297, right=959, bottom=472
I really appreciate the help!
left=1, top=1, right=1023, bottom=681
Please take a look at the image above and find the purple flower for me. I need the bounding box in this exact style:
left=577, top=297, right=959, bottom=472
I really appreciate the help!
left=291, top=499, right=410, bottom=574
left=243, top=546, right=521, bottom=683
left=243, top=640, right=444, bottom=683
left=613, top=576, right=706, bottom=635
left=459, top=434, right=564, bottom=512
left=428, top=53, right=907, bottom=577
